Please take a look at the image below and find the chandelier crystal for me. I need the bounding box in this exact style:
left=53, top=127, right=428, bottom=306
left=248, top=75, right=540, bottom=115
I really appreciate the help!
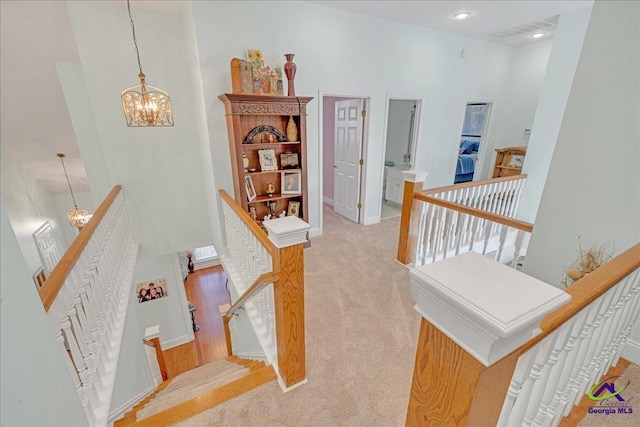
left=121, top=0, right=173, bottom=127
left=57, top=153, right=92, bottom=229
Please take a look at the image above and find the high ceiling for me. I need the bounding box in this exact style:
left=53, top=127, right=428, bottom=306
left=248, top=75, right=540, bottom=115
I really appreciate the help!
left=0, top=0, right=593, bottom=194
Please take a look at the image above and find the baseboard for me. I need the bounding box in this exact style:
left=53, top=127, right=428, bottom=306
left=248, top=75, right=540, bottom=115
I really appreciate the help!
left=108, top=384, right=155, bottom=424
left=323, top=197, right=334, bottom=206
left=309, top=227, right=321, bottom=238
left=194, top=257, right=221, bottom=270
left=622, top=337, right=640, bottom=364
left=161, top=334, right=193, bottom=351
left=363, top=215, right=381, bottom=226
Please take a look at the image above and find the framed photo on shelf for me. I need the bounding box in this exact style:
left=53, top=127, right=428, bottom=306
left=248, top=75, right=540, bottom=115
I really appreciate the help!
left=258, top=149, right=278, bottom=171
left=287, top=201, right=300, bottom=217
left=281, top=170, right=301, bottom=195
left=244, top=175, right=257, bottom=202
left=280, top=152, right=299, bottom=169
left=33, top=266, right=46, bottom=290
left=508, top=155, right=525, bottom=168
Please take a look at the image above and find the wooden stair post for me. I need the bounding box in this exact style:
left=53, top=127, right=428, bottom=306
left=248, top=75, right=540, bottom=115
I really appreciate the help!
left=397, top=170, right=428, bottom=265
left=406, top=251, right=570, bottom=426
left=263, top=216, right=310, bottom=389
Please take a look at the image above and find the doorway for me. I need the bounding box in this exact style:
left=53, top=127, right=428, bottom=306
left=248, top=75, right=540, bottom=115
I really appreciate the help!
left=454, top=102, right=493, bottom=184
left=381, top=97, right=422, bottom=220
left=321, top=94, right=370, bottom=227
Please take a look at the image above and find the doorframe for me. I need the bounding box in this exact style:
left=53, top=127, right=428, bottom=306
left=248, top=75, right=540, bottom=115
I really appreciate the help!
left=318, top=90, right=372, bottom=236
left=461, top=99, right=495, bottom=182
left=379, top=94, right=424, bottom=217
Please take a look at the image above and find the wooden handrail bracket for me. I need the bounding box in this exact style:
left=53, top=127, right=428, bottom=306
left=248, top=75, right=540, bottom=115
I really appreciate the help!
left=39, top=185, right=122, bottom=312
left=225, top=272, right=280, bottom=318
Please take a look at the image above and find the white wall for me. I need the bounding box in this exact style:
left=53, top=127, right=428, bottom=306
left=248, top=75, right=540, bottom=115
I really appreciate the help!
left=0, top=147, right=70, bottom=275
left=517, top=7, right=593, bottom=223
left=56, top=61, right=113, bottom=205
left=477, top=40, right=554, bottom=181
left=109, top=292, right=155, bottom=421
left=385, top=100, right=416, bottom=168
left=522, top=0, right=639, bottom=286
left=133, top=253, right=194, bottom=349
left=190, top=1, right=517, bottom=231
left=66, top=1, right=218, bottom=258
left=1, top=202, right=87, bottom=426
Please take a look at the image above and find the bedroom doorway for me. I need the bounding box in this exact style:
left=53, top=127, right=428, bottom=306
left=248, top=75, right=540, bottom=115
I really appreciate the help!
left=454, top=102, right=493, bottom=184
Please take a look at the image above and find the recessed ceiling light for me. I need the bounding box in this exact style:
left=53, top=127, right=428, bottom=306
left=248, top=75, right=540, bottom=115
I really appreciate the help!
left=454, top=12, right=471, bottom=20
left=531, top=33, right=545, bottom=38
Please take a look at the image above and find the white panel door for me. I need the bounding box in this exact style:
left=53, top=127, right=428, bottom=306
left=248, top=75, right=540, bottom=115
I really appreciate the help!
left=33, top=222, right=61, bottom=275
left=334, top=99, right=363, bottom=223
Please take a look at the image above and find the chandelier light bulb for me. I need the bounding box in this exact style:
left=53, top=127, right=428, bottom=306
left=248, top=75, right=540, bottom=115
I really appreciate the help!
left=454, top=12, right=471, bottom=20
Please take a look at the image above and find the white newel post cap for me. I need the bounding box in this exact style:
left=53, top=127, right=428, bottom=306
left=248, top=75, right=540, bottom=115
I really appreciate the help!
left=403, top=170, right=428, bottom=183
left=410, top=251, right=570, bottom=366
left=144, top=325, right=160, bottom=340
left=263, top=216, right=310, bottom=248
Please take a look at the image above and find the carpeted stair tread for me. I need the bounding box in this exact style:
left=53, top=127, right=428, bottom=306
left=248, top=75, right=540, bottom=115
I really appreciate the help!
left=135, top=360, right=251, bottom=421
left=164, top=358, right=241, bottom=386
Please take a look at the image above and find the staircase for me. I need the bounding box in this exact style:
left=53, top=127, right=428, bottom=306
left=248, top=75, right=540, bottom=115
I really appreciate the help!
left=115, top=356, right=276, bottom=426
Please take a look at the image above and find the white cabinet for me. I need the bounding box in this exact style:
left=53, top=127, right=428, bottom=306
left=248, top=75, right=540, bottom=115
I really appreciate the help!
left=384, top=167, right=404, bottom=205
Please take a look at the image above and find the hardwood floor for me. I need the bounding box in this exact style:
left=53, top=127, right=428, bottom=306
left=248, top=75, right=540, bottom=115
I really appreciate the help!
left=163, top=265, right=231, bottom=378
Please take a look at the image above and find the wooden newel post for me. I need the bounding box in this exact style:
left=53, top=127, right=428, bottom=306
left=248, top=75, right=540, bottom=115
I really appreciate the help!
left=397, top=170, right=428, bottom=265
left=406, top=252, right=570, bottom=426
left=264, top=216, right=311, bottom=389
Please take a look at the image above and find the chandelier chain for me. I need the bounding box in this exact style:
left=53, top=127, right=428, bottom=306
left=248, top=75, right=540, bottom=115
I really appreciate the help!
left=59, top=155, right=79, bottom=208
left=127, top=0, right=143, bottom=76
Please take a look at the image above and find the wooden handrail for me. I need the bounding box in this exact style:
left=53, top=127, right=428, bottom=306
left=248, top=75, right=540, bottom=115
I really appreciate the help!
left=218, top=189, right=278, bottom=259
left=421, top=174, right=527, bottom=196
left=224, top=272, right=280, bottom=318
left=39, top=185, right=122, bottom=312
left=415, top=194, right=534, bottom=233
left=518, top=242, right=640, bottom=354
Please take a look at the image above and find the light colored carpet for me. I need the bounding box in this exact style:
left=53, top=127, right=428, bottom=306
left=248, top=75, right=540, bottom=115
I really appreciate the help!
left=175, top=205, right=418, bottom=426
left=137, top=359, right=249, bottom=421
left=173, top=204, right=639, bottom=426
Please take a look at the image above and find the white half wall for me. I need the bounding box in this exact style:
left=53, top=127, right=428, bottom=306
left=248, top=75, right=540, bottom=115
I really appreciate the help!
left=1, top=201, right=87, bottom=427
left=522, top=0, right=640, bottom=286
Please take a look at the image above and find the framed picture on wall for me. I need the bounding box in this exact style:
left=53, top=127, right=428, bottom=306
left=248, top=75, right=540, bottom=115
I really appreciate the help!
left=136, top=278, right=168, bottom=303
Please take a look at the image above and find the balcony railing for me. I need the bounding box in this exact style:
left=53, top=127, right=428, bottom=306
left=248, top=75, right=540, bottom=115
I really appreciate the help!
left=219, top=189, right=309, bottom=390
left=38, top=186, right=138, bottom=426
left=397, top=172, right=531, bottom=268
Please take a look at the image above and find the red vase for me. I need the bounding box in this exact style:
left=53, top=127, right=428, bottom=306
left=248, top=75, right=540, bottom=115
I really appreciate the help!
left=284, top=53, right=296, bottom=97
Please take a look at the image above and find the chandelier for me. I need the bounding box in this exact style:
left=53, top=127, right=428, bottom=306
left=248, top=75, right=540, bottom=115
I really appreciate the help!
left=57, top=153, right=92, bottom=229
left=121, top=0, right=173, bottom=127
